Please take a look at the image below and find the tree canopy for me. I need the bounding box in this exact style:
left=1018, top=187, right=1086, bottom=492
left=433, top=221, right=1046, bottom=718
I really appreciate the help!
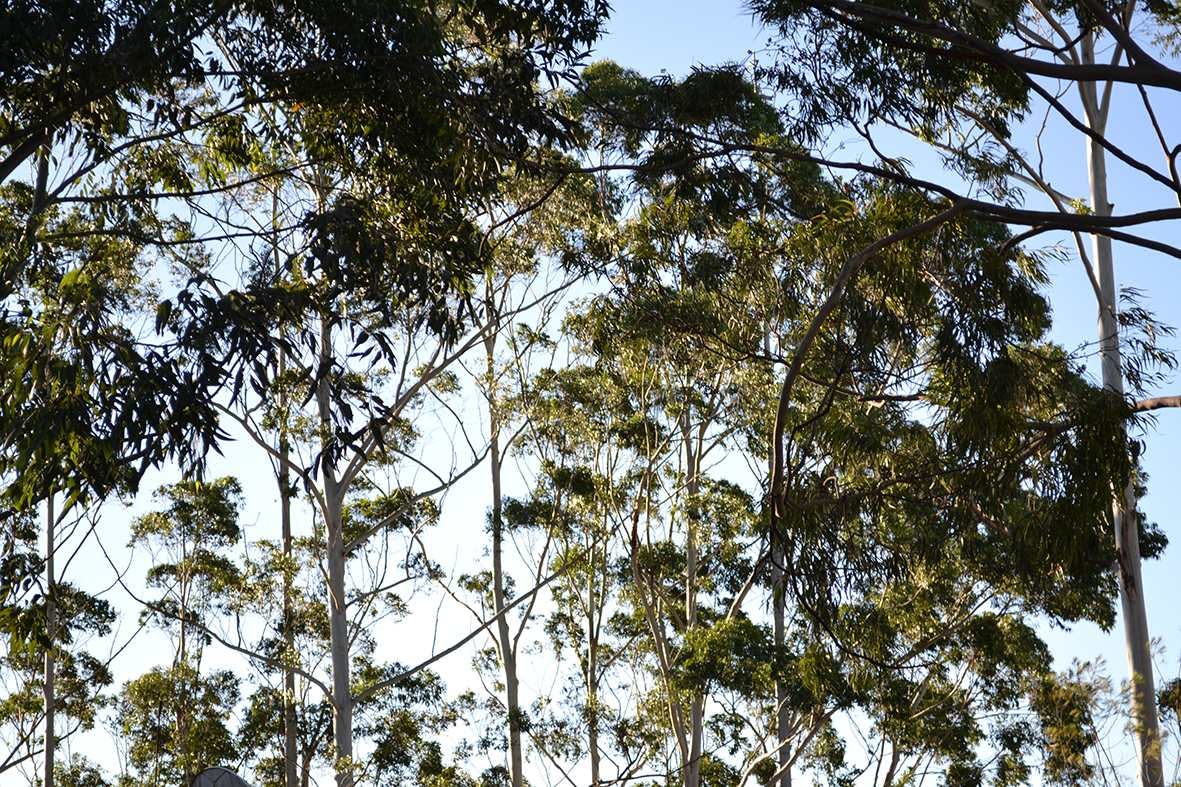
left=2, top=2, right=1181, bottom=787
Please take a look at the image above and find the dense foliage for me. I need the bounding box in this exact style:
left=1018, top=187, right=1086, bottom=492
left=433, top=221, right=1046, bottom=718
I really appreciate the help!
left=2, top=2, right=1181, bottom=786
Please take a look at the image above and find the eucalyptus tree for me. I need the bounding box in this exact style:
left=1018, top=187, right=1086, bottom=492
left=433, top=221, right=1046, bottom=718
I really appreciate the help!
left=561, top=60, right=831, bottom=786
left=148, top=47, right=606, bottom=787
left=227, top=300, right=472, bottom=787
left=3, top=6, right=609, bottom=779
left=114, top=666, right=241, bottom=786
left=0, top=515, right=115, bottom=779
left=559, top=54, right=1178, bottom=785
left=235, top=530, right=335, bottom=787
left=235, top=551, right=330, bottom=786
left=725, top=5, right=1181, bottom=780
left=171, top=137, right=600, bottom=787
left=521, top=360, right=653, bottom=785
left=742, top=181, right=1164, bottom=784
left=55, top=755, right=112, bottom=787
left=0, top=506, right=115, bottom=782
left=120, top=477, right=245, bottom=785
left=0, top=0, right=609, bottom=534
left=447, top=160, right=609, bottom=787
left=130, top=478, right=243, bottom=674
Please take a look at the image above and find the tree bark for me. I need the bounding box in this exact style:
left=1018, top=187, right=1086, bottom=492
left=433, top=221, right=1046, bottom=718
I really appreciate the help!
left=767, top=334, right=792, bottom=787
left=42, top=494, right=55, bottom=787
left=486, top=303, right=525, bottom=787
left=318, top=318, right=354, bottom=787
left=682, top=419, right=704, bottom=787
left=275, top=189, right=299, bottom=787
left=178, top=503, right=192, bottom=785
left=279, top=392, right=299, bottom=787
left=1081, top=32, right=1163, bottom=787
left=586, top=545, right=602, bottom=787
left=771, top=516, right=791, bottom=787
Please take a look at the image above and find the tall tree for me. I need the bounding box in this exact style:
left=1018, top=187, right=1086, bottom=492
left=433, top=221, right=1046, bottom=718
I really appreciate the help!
left=0, top=507, right=115, bottom=781
left=715, top=4, right=1181, bottom=781
left=126, top=477, right=245, bottom=785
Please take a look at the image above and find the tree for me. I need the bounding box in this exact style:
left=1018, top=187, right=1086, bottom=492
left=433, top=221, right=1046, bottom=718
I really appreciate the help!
left=124, top=477, right=244, bottom=785
left=0, top=504, right=115, bottom=781
left=115, top=664, right=240, bottom=786
left=7, top=6, right=1181, bottom=784
left=458, top=159, right=606, bottom=787
left=734, top=4, right=1181, bottom=782
left=0, top=0, right=608, bottom=512
left=551, top=56, right=1175, bottom=785
left=523, top=361, right=644, bottom=786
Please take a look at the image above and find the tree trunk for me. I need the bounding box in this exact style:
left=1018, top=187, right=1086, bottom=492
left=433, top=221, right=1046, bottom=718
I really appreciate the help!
left=42, top=494, right=55, bottom=787
left=587, top=553, right=602, bottom=787
left=682, top=421, right=703, bottom=787
left=301, top=745, right=313, bottom=787
left=767, top=326, right=792, bottom=787
left=486, top=314, right=525, bottom=787
left=279, top=410, right=299, bottom=787
left=771, top=519, right=791, bottom=787
left=1081, top=33, right=1163, bottom=787
left=317, top=320, right=354, bottom=787
left=178, top=515, right=191, bottom=785
left=275, top=190, right=300, bottom=787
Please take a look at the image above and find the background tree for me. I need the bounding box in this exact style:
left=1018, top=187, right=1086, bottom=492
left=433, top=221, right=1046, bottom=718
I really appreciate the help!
left=0, top=503, right=115, bottom=782
left=657, top=4, right=1181, bottom=781
left=121, top=477, right=244, bottom=785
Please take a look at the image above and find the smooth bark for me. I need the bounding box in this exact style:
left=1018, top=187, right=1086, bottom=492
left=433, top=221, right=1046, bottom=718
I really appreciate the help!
left=279, top=376, right=299, bottom=787
left=485, top=301, right=525, bottom=787
left=274, top=189, right=300, bottom=787
left=318, top=318, right=354, bottom=787
left=767, top=335, right=792, bottom=787
left=682, top=419, right=704, bottom=787
left=1081, top=32, right=1163, bottom=787
left=586, top=541, right=603, bottom=787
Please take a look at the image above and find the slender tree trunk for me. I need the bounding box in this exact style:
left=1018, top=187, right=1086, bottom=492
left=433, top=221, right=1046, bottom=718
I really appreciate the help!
left=42, top=494, right=55, bottom=787
left=767, top=335, right=791, bottom=787
left=301, top=744, right=313, bottom=787
left=682, top=420, right=703, bottom=787
left=1081, top=34, right=1163, bottom=787
left=178, top=531, right=191, bottom=784
left=317, top=319, right=354, bottom=787
left=275, top=190, right=300, bottom=787
left=587, top=648, right=601, bottom=787
left=587, top=548, right=602, bottom=787
left=279, top=404, right=299, bottom=787
left=771, top=517, right=791, bottom=786
left=485, top=307, right=525, bottom=787
left=881, top=742, right=900, bottom=787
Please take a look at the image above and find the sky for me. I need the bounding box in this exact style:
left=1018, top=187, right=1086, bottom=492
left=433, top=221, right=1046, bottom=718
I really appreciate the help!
left=37, top=1, right=1181, bottom=783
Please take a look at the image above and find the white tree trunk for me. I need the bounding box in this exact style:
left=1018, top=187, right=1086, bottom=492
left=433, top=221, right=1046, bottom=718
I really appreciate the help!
left=486, top=312, right=525, bottom=787
left=587, top=632, right=601, bottom=787
left=318, top=320, right=354, bottom=787
left=771, top=526, right=790, bottom=787
left=682, top=422, right=704, bottom=787
left=1081, top=35, right=1163, bottom=787
left=586, top=543, right=603, bottom=787
left=490, top=436, right=525, bottom=787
